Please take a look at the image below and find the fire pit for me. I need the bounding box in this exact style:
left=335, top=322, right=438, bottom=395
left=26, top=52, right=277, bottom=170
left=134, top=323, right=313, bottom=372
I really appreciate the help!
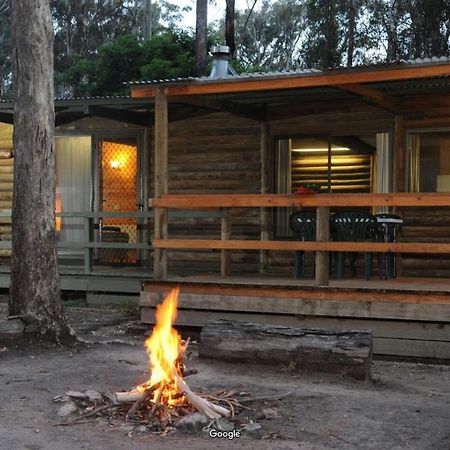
left=56, top=288, right=239, bottom=431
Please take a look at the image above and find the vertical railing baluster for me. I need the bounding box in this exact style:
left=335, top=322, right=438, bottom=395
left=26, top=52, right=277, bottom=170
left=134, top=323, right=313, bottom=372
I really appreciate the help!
left=315, top=206, right=330, bottom=286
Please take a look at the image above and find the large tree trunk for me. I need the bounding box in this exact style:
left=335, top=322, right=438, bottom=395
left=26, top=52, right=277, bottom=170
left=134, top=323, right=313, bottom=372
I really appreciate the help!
left=10, top=0, right=73, bottom=343
left=193, top=0, right=208, bottom=77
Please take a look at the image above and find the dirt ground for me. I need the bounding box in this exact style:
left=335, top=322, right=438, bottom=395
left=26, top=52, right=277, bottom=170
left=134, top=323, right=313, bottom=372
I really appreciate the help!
left=0, top=304, right=449, bottom=450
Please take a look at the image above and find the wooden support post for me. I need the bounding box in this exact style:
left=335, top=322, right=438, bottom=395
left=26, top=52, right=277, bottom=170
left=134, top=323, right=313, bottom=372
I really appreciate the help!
left=220, top=209, right=231, bottom=276
left=84, top=217, right=93, bottom=275
left=315, top=206, right=330, bottom=286
left=260, top=122, right=270, bottom=273
left=393, top=115, right=404, bottom=277
left=153, top=88, right=168, bottom=279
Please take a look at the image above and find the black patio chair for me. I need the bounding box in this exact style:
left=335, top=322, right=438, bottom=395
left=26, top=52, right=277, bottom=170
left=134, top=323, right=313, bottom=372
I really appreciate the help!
left=289, top=211, right=316, bottom=278
left=330, top=211, right=379, bottom=280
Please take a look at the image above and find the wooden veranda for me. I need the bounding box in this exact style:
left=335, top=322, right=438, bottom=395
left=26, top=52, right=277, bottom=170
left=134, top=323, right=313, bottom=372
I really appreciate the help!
left=139, top=192, right=450, bottom=360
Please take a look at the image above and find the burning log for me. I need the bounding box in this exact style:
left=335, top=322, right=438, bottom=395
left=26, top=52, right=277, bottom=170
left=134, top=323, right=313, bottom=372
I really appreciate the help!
left=112, top=288, right=230, bottom=423
left=115, top=389, right=147, bottom=404
left=200, top=320, right=373, bottom=380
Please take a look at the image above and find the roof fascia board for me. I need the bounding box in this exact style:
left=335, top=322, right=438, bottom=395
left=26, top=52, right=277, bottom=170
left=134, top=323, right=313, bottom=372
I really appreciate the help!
left=131, top=63, right=450, bottom=98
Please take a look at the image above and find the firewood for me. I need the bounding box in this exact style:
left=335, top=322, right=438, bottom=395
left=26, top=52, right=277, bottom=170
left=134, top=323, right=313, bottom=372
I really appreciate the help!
left=126, top=384, right=159, bottom=421
left=114, top=389, right=146, bottom=404
left=172, top=371, right=230, bottom=420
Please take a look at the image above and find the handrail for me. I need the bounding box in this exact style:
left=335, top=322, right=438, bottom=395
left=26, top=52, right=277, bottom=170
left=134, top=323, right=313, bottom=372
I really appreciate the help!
left=152, top=239, right=450, bottom=254
left=150, top=192, right=450, bottom=285
left=152, top=192, right=450, bottom=208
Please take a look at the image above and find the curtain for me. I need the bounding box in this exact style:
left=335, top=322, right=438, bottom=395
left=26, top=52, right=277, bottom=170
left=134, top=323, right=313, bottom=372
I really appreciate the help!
left=374, top=133, right=391, bottom=213
left=408, top=134, right=420, bottom=192
left=55, top=136, right=92, bottom=243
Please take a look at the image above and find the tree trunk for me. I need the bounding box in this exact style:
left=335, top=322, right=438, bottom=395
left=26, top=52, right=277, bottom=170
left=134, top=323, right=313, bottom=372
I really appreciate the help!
left=143, top=0, right=152, bottom=40
left=200, top=320, right=373, bottom=380
left=225, top=0, right=236, bottom=57
left=346, top=0, right=355, bottom=67
left=193, top=0, right=208, bottom=77
left=10, top=0, right=73, bottom=343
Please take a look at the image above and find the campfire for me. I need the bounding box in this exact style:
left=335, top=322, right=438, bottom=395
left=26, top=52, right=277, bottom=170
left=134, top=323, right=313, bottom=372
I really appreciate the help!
left=56, top=287, right=239, bottom=431
left=114, top=287, right=231, bottom=423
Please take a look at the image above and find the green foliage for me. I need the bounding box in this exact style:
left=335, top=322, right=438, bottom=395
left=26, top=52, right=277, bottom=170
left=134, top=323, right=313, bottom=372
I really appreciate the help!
left=62, top=31, right=195, bottom=97
left=94, top=34, right=145, bottom=95
left=140, top=31, right=195, bottom=80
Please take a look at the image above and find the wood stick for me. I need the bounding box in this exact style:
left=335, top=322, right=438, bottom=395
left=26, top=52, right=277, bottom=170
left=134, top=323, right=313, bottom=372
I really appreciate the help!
left=126, top=384, right=159, bottom=421
left=149, top=385, right=164, bottom=418
left=115, top=389, right=146, bottom=404
left=172, top=371, right=230, bottom=419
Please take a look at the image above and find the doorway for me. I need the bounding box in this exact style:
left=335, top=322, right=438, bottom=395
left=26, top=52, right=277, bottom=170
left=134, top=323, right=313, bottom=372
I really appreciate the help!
left=96, top=136, right=142, bottom=264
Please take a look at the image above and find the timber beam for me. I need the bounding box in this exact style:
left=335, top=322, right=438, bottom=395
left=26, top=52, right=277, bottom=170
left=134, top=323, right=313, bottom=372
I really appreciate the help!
left=88, top=105, right=152, bottom=127
left=55, top=111, right=88, bottom=127
left=335, top=83, right=402, bottom=114
left=171, top=96, right=267, bottom=122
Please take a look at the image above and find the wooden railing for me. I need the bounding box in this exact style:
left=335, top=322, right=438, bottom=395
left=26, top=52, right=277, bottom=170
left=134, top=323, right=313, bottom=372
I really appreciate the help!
left=0, top=210, right=226, bottom=275
left=150, top=193, right=450, bottom=285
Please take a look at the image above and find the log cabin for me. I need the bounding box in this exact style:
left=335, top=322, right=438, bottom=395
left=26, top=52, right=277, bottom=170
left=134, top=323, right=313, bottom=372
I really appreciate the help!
left=1, top=53, right=450, bottom=359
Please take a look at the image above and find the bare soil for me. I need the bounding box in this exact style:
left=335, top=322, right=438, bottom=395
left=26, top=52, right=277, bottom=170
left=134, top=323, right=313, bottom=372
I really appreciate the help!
left=0, top=305, right=449, bottom=450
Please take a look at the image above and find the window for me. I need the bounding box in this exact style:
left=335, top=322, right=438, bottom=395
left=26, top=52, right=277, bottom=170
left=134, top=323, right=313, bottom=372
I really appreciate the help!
left=408, top=131, right=450, bottom=192
left=273, top=133, right=387, bottom=237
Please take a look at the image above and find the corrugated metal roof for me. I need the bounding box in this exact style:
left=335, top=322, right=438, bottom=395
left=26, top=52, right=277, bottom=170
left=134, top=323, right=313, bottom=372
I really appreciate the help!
left=55, top=94, right=131, bottom=101
left=127, top=56, right=450, bottom=87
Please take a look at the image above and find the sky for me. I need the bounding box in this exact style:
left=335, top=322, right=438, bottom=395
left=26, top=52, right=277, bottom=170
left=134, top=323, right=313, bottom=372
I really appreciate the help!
left=170, top=0, right=256, bottom=29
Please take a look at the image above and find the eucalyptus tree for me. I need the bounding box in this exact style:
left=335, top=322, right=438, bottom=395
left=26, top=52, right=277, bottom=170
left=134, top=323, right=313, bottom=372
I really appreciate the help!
left=0, top=0, right=10, bottom=97
left=193, top=0, right=208, bottom=76
left=225, top=0, right=236, bottom=56
left=10, top=0, right=73, bottom=343
left=52, top=0, right=186, bottom=96
left=234, top=0, right=307, bottom=71
left=407, top=0, right=450, bottom=58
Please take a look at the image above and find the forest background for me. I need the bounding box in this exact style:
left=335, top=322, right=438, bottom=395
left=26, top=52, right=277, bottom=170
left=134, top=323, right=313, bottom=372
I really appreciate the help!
left=0, top=0, right=449, bottom=99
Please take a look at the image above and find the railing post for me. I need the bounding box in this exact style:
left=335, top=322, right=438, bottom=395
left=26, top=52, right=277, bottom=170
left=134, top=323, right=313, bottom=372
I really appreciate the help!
left=153, top=87, right=168, bottom=280
left=221, top=208, right=231, bottom=276
left=315, top=206, right=330, bottom=286
left=84, top=216, right=93, bottom=274
left=260, top=122, right=270, bottom=273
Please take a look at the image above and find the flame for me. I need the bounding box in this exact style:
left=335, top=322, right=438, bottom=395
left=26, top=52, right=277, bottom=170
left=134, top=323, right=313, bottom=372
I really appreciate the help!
left=141, top=287, right=185, bottom=405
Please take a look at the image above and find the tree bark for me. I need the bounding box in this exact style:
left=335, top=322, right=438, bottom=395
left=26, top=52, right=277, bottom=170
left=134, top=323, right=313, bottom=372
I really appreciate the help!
left=10, top=0, right=73, bottom=343
left=143, top=0, right=152, bottom=40
left=346, top=0, right=355, bottom=67
left=193, top=0, right=208, bottom=77
left=225, top=0, right=236, bottom=57
left=200, top=320, right=373, bottom=380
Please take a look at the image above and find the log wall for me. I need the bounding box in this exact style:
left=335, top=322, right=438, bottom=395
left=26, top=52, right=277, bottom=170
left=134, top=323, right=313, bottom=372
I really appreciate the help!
left=166, top=112, right=262, bottom=275
left=400, top=207, right=450, bottom=278
left=0, top=124, right=13, bottom=258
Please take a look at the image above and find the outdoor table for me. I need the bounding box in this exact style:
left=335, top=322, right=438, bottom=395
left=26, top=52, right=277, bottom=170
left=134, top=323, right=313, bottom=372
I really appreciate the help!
left=375, top=214, right=403, bottom=278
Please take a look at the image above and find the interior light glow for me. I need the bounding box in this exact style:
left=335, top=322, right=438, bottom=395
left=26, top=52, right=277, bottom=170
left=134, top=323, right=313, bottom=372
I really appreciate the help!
left=110, top=160, right=120, bottom=169
left=291, top=147, right=351, bottom=153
